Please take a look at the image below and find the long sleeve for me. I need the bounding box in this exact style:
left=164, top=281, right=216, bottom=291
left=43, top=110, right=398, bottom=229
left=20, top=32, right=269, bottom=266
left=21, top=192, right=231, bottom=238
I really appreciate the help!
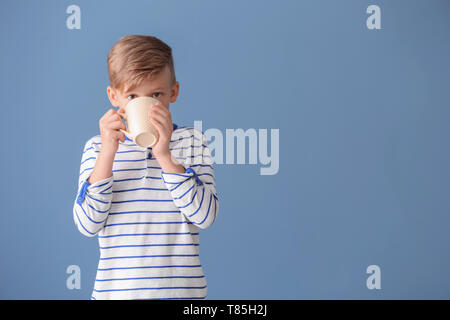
left=161, top=131, right=219, bottom=229
left=73, top=138, right=113, bottom=237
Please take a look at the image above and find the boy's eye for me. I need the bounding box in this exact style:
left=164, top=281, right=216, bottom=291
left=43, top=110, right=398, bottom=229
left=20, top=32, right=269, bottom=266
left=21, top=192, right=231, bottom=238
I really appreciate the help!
left=152, top=92, right=162, bottom=98
left=127, top=94, right=136, bottom=100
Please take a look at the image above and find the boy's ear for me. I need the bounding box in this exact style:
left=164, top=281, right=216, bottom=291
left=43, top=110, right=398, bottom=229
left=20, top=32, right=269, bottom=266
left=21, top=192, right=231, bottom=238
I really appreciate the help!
left=170, top=81, right=180, bottom=104
left=107, top=85, right=120, bottom=107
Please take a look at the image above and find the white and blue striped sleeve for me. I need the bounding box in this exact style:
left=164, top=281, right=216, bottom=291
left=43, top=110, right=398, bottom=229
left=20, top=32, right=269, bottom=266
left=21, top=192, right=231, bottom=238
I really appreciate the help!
left=72, top=138, right=113, bottom=237
left=161, top=132, right=219, bottom=229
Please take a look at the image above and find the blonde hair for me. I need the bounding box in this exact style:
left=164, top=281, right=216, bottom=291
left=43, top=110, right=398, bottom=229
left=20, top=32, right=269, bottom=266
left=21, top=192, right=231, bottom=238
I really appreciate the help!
left=107, top=35, right=176, bottom=92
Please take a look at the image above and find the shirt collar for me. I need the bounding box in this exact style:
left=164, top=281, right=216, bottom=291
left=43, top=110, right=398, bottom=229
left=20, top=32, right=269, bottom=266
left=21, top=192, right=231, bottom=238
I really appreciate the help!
left=124, top=123, right=178, bottom=142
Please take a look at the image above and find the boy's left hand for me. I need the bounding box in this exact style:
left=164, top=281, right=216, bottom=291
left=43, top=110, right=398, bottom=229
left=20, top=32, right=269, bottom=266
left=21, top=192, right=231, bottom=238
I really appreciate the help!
left=148, top=102, right=173, bottom=160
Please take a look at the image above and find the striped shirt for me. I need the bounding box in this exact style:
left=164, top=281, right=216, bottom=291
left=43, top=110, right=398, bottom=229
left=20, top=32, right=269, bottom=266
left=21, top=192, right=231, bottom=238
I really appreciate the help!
left=72, top=124, right=219, bottom=300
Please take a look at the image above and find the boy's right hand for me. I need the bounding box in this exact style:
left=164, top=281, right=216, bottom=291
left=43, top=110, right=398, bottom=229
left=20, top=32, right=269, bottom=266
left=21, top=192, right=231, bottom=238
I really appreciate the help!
left=99, top=108, right=126, bottom=154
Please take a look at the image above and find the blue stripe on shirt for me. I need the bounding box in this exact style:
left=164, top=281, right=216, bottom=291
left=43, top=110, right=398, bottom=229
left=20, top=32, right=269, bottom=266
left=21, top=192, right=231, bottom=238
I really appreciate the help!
left=104, top=221, right=193, bottom=228
left=100, top=243, right=199, bottom=250
left=93, top=285, right=207, bottom=292
left=188, top=187, right=205, bottom=218
left=111, top=199, right=174, bottom=204
left=194, top=193, right=212, bottom=227
left=95, top=274, right=204, bottom=281
left=99, top=254, right=199, bottom=260
left=98, top=232, right=199, bottom=239
left=97, top=264, right=202, bottom=271
left=78, top=202, right=108, bottom=224
left=108, top=210, right=180, bottom=215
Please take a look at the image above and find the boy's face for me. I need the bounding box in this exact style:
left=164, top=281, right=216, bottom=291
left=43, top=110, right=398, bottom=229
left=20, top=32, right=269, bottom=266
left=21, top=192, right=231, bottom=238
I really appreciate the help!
left=107, top=64, right=180, bottom=113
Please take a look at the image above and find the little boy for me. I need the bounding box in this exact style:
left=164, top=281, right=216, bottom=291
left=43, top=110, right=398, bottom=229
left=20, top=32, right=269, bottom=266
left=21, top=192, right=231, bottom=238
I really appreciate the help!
left=72, top=35, right=219, bottom=300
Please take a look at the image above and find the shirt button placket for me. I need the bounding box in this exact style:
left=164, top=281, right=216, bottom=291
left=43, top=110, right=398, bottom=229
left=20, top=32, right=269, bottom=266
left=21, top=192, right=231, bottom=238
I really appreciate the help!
left=145, top=148, right=152, bottom=177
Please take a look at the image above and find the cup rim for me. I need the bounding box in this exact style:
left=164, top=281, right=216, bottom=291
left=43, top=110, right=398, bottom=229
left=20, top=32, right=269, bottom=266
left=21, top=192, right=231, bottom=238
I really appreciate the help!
left=125, top=96, right=160, bottom=110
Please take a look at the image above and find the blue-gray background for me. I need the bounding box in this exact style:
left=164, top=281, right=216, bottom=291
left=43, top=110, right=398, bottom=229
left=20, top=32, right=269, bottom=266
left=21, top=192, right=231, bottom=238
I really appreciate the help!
left=1, top=0, right=449, bottom=299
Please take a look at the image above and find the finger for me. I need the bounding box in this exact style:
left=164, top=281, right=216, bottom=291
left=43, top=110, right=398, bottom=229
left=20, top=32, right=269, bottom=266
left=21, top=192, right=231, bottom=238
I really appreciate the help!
left=149, top=111, right=167, bottom=124
left=108, top=120, right=126, bottom=130
left=113, top=130, right=125, bottom=142
left=149, top=115, right=163, bottom=128
left=150, top=103, right=170, bottom=116
left=101, top=108, right=115, bottom=121
left=152, top=100, right=166, bottom=108
left=116, top=110, right=126, bottom=119
left=108, top=112, right=123, bottom=122
left=149, top=116, right=165, bottom=135
left=150, top=113, right=171, bottom=133
left=149, top=109, right=170, bottom=123
left=102, top=127, right=124, bottom=142
left=149, top=107, right=172, bottom=125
